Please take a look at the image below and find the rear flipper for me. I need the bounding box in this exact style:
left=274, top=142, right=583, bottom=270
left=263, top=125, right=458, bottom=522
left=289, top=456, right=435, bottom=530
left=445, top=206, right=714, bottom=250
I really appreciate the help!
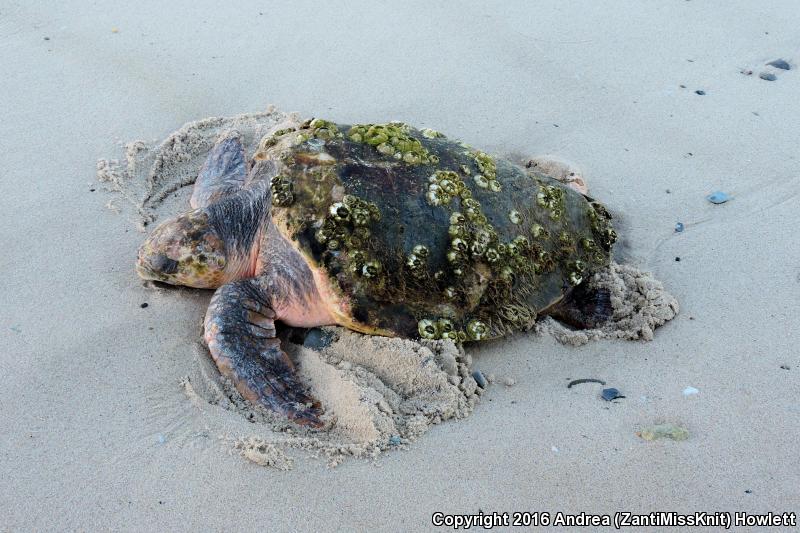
left=190, top=131, right=247, bottom=208
left=544, top=283, right=612, bottom=330
left=204, top=279, right=323, bottom=427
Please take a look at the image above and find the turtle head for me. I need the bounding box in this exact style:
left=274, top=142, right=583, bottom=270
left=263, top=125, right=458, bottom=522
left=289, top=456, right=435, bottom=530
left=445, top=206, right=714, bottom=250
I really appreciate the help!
left=136, top=209, right=229, bottom=288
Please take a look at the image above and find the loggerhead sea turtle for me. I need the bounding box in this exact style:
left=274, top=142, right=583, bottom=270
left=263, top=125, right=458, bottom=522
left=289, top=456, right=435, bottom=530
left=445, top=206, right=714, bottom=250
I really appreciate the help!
left=136, top=119, right=617, bottom=426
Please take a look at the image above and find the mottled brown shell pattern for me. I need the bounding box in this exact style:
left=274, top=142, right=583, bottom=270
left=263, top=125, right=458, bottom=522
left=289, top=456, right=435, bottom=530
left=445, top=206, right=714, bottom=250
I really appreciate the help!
left=260, top=120, right=615, bottom=341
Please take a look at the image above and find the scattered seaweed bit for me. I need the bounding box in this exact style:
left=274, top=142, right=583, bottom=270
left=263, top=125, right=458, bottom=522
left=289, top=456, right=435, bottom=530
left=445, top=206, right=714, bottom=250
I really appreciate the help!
left=767, top=59, right=791, bottom=70
left=472, top=370, right=488, bottom=388
left=601, top=388, right=625, bottom=401
left=675, top=222, right=685, bottom=233
left=567, top=378, right=606, bottom=389
left=694, top=90, right=706, bottom=95
left=637, top=423, right=689, bottom=442
left=706, top=191, right=730, bottom=204
left=759, top=72, right=777, bottom=82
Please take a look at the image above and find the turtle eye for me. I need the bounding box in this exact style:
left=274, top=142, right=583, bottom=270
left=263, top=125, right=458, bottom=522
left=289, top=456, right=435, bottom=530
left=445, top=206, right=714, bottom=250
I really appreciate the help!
left=150, top=254, right=179, bottom=274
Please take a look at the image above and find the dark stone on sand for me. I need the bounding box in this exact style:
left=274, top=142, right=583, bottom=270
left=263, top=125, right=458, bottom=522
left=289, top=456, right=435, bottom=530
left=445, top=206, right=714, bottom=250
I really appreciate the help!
left=472, top=370, right=488, bottom=388
left=767, top=59, right=790, bottom=70
left=601, top=388, right=624, bottom=401
left=759, top=72, right=777, bottom=81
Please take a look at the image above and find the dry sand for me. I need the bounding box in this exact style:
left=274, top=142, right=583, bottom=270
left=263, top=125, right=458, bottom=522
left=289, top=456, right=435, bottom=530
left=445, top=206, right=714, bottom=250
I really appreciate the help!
left=2, top=1, right=799, bottom=531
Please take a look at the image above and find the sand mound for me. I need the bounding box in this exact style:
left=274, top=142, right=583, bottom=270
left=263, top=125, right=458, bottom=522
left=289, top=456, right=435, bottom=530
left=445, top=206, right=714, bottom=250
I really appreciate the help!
left=537, top=262, right=679, bottom=346
left=99, top=109, right=678, bottom=468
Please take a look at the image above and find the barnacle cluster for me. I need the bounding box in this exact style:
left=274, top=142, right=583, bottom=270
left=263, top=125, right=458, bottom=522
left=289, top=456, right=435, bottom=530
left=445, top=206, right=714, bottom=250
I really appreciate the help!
left=580, top=237, right=607, bottom=265
left=426, top=170, right=471, bottom=207
left=567, top=259, right=587, bottom=286
left=417, top=317, right=485, bottom=341
left=269, top=175, right=294, bottom=207
left=529, top=223, right=547, bottom=239
left=314, top=194, right=382, bottom=277
left=296, top=118, right=343, bottom=143
left=347, top=122, right=437, bottom=165
left=466, top=319, right=489, bottom=340
left=587, top=201, right=617, bottom=250
left=420, top=128, right=444, bottom=139
left=536, top=182, right=566, bottom=220
left=406, top=244, right=430, bottom=279
left=471, top=151, right=501, bottom=192
left=417, top=318, right=462, bottom=341
left=259, top=126, right=298, bottom=150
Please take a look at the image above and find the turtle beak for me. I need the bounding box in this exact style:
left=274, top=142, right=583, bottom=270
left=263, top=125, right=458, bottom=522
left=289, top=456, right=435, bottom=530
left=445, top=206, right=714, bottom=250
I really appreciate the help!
left=147, top=254, right=179, bottom=274
left=136, top=246, right=177, bottom=281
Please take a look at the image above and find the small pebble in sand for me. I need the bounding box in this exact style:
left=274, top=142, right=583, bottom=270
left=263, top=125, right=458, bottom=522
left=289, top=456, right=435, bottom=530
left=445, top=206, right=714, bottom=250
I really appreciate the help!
left=779, top=364, right=790, bottom=370
left=601, top=388, right=624, bottom=401
left=502, top=377, right=516, bottom=387
left=767, top=59, right=790, bottom=70
left=637, top=423, right=689, bottom=441
left=472, top=370, right=488, bottom=389
left=694, top=90, right=706, bottom=95
left=389, top=435, right=401, bottom=446
left=759, top=72, right=777, bottom=81
left=675, top=257, right=681, bottom=262
left=740, top=69, right=753, bottom=76
left=683, top=386, right=699, bottom=396
left=706, top=191, right=730, bottom=204
left=744, top=489, right=752, bottom=494
left=43, top=36, right=50, bottom=41
left=140, top=302, right=149, bottom=308
left=675, top=222, right=685, bottom=233
left=679, top=84, right=686, bottom=88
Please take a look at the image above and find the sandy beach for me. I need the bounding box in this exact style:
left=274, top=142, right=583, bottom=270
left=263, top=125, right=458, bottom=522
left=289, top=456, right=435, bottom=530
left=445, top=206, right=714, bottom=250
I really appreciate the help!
left=2, top=1, right=799, bottom=531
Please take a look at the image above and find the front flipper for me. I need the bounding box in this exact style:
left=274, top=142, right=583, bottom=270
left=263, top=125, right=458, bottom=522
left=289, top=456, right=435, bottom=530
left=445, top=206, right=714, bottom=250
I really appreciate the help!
left=204, top=280, right=323, bottom=427
left=190, top=130, right=247, bottom=208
